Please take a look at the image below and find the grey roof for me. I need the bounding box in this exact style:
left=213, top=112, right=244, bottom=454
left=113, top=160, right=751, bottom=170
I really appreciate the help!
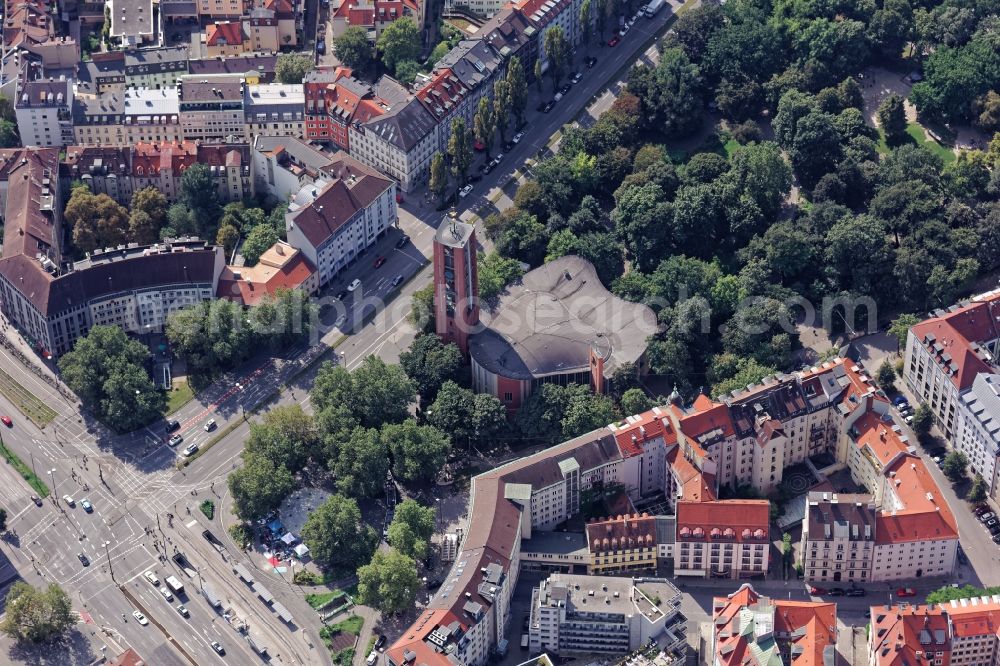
left=372, top=75, right=409, bottom=107
left=521, top=531, right=587, bottom=556
left=434, top=216, right=474, bottom=250
left=123, top=87, right=179, bottom=116
left=109, top=0, right=153, bottom=38
left=72, top=92, right=125, bottom=122
left=76, top=60, right=126, bottom=94
left=655, top=516, right=676, bottom=545
left=468, top=255, right=658, bottom=380
left=17, top=78, right=70, bottom=108
left=361, top=97, right=437, bottom=151
left=124, top=46, right=189, bottom=73
left=253, top=135, right=338, bottom=172
left=160, top=1, right=197, bottom=15
left=179, top=78, right=244, bottom=102
left=437, top=39, right=502, bottom=91
left=189, top=55, right=278, bottom=79
left=805, top=492, right=876, bottom=542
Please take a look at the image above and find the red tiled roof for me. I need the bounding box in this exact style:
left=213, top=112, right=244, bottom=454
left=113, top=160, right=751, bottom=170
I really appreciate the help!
left=774, top=600, right=837, bottom=666
left=676, top=500, right=768, bottom=542
left=109, top=649, right=146, bottom=666
left=667, top=446, right=715, bottom=502
left=217, top=244, right=316, bottom=306
left=585, top=513, right=656, bottom=553
left=132, top=141, right=197, bottom=176
left=206, top=21, right=245, bottom=46
left=877, top=454, right=958, bottom=544
left=911, top=295, right=1000, bottom=390
left=870, top=604, right=952, bottom=666
left=611, top=407, right=675, bottom=458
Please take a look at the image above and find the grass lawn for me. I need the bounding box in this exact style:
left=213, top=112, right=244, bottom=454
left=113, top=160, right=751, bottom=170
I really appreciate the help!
left=722, top=138, right=741, bottom=158
left=164, top=381, right=194, bottom=415
left=0, top=367, right=56, bottom=428
left=306, top=590, right=347, bottom=610
left=0, top=437, right=49, bottom=497
left=331, top=647, right=354, bottom=666
left=876, top=123, right=957, bottom=164
left=330, top=614, right=364, bottom=635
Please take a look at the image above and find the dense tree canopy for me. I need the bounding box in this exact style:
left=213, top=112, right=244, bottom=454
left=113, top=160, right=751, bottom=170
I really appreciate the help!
left=302, top=494, right=378, bottom=570
left=0, top=583, right=74, bottom=643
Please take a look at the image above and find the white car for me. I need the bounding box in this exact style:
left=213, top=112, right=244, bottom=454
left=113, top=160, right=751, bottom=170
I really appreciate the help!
left=143, top=571, right=160, bottom=586
left=159, top=586, right=174, bottom=601
left=62, top=495, right=75, bottom=507
left=459, top=184, right=473, bottom=198
left=347, top=278, right=362, bottom=292
left=182, top=443, right=198, bottom=457
left=494, top=152, right=504, bottom=162
left=132, top=611, right=149, bottom=626
left=512, top=131, right=524, bottom=144
left=203, top=418, right=216, bottom=432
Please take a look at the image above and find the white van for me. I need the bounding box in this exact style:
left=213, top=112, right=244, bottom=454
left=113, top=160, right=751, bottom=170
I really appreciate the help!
left=367, top=651, right=378, bottom=666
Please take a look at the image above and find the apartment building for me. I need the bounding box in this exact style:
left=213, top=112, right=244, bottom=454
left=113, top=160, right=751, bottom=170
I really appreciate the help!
left=205, top=22, right=249, bottom=57
left=800, top=493, right=875, bottom=585
left=956, top=373, right=1000, bottom=497
left=15, top=74, right=73, bottom=147
left=217, top=240, right=318, bottom=305
left=77, top=55, right=128, bottom=97
left=198, top=0, right=244, bottom=20
left=585, top=514, right=658, bottom=575
left=517, top=0, right=585, bottom=68
left=4, top=0, right=78, bottom=68
left=245, top=16, right=280, bottom=52
left=284, top=152, right=396, bottom=286
left=177, top=76, right=245, bottom=141
left=123, top=88, right=184, bottom=144
left=108, top=0, right=154, bottom=47
left=528, top=574, right=683, bottom=656
left=72, top=92, right=126, bottom=146
left=712, top=584, right=837, bottom=666
left=188, top=54, right=278, bottom=83
left=243, top=84, right=304, bottom=139
left=674, top=500, right=770, bottom=580
left=130, top=141, right=252, bottom=203
left=125, top=47, right=190, bottom=89
left=904, top=290, right=1000, bottom=438
left=868, top=596, right=1000, bottom=666
left=251, top=135, right=340, bottom=200
left=351, top=97, right=441, bottom=192
left=62, top=146, right=134, bottom=205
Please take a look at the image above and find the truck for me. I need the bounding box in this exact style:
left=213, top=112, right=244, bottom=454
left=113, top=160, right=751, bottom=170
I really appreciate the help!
left=165, top=575, right=185, bottom=596
left=645, top=0, right=665, bottom=16
left=202, top=582, right=223, bottom=609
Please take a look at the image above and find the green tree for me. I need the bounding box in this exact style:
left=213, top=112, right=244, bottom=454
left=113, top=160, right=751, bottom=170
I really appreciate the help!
left=429, top=152, right=448, bottom=205
left=927, top=584, right=1000, bottom=605
left=334, top=26, right=374, bottom=71
left=399, top=333, right=463, bottom=401
left=409, top=283, right=435, bottom=333
left=478, top=252, right=524, bottom=299
left=620, top=388, right=653, bottom=416
left=911, top=403, right=934, bottom=438
left=64, top=186, right=130, bottom=254
left=493, top=79, right=512, bottom=143
left=942, top=450, right=969, bottom=483
left=302, top=494, right=378, bottom=570
left=275, top=53, right=314, bottom=84
left=180, top=163, right=222, bottom=237
left=59, top=326, right=164, bottom=432
left=312, top=357, right=416, bottom=428
left=394, top=60, right=421, bottom=84
left=579, top=0, right=592, bottom=45
left=228, top=453, right=295, bottom=522
left=969, top=473, right=988, bottom=504
left=876, top=360, right=897, bottom=389
left=129, top=186, right=167, bottom=244
left=877, top=93, right=908, bottom=145
left=240, top=224, right=279, bottom=266
left=544, top=26, right=569, bottom=89
left=888, top=313, right=920, bottom=351
left=0, top=508, right=7, bottom=532
left=0, top=119, right=19, bottom=148
left=448, top=117, right=473, bottom=192
left=534, top=59, right=544, bottom=92
left=245, top=405, right=318, bottom=473
left=384, top=420, right=451, bottom=484
left=710, top=355, right=778, bottom=398
left=377, top=18, right=421, bottom=75
left=333, top=426, right=389, bottom=497
left=627, top=48, right=706, bottom=138
left=474, top=96, right=496, bottom=159
left=0, top=582, right=75, bottom=643
left=507, top=56, right=528, bottom=127
left=428, top=380, right=506, bottom=448
left=216, top=223, right=240, bottom=257
left=561, top=389, right=618, bottom=438
left=387, top=500, right=436, bottom=560
left=356, top=549, right=419, bottom=615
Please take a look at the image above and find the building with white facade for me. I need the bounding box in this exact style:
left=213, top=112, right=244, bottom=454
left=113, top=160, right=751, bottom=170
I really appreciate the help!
left=243, top=83, right=305, bottom=139
left=15, top=74, right=73, bottom=147
left=251, top=135, right=340, bottom=200
left=177, top=76, right=246, bottom=142
left=800, top=493, right=875, bottom=585
left=285, top=152, right=396, bottom=286
left=956, top=373, right=1000, bottom=497
left=528, top=574, right=683, bottom=656
left=123, top=87, right=183, bottom=144
left=904, top=291, right=1000, bottom=439
left=351, top=98, right=440, bottom=192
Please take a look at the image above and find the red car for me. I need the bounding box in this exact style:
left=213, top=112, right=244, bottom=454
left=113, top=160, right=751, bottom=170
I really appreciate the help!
left=373, top=256, right=387, bottom=268
left=0, top=416, right=11, bottom=427
left=896, top=587, right=916, bottom=597
left=807, top=585, right=826, bottom=595
left=608, top=36, right=620, bottom=47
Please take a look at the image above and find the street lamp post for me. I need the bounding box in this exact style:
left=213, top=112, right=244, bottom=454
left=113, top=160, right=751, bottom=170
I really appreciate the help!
left=103, top=541, right=115, bottom=582
left=48, top=469, right=57, bottom=504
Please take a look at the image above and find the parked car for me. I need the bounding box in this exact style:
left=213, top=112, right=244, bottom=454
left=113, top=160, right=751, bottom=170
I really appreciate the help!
left=77, top=553, right=90, bottom=566
left=203, top=418, right=216, bottom=432
left=571, top=72, right=583, bottom=84
left=896, top=587, right=916, bottom=597
left=553, top=91, right=563, bottom=102
left=133, top=611, right=149, bottom=626
left=31, top=495, right=42, bottom=507
left=846, top=588, right=866, bottom=597
left=182, top=443, right=199, bottom=457
left=0, top=416, right=12, bottom=427
left=513, top=131, right=525, bottom=143
left=619, top=24, right=630, bottom=36
left=144, top=571, right=160, bottom=586
left=392, top=275, right=404, bottom=287
left=466, top=174, right=482, bottom=184
left=376, top=635, right=387, bottom=651
left=807, top=585, right=827, bottom=595
left=608, top=36, right=620, bottom=47
left=992, top=533, right=1000, bottom=544
left=975, top=505, right=990, bottom=515
left=165, top=419, right=180, bottom=432
left=980, top=512, right=995, bottom=522
left=168, top=434, right=183, bottom=447
left=459, top=184, right=474, bottom=198
left=336, top=289, right=349, bottom=301
left=585, top=56, right=598, bottom=68
left=494, top=152, right=504, bottom=162
left=396, top=234, right=410, bottom=248
left=893, top=395, right=910, bottom=407
left=828, top=588, right=845, bottom=596
left=541, top=101, right=555, bottom=113
left=63, top=495, right=75, bottom=507
left=559, top=84, right=571, bottom=95
left=347, top=278, right=362, bottom=292
left=316, top=40, right=326, bottom=54
left=81, top=498, right=93, bottom=513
